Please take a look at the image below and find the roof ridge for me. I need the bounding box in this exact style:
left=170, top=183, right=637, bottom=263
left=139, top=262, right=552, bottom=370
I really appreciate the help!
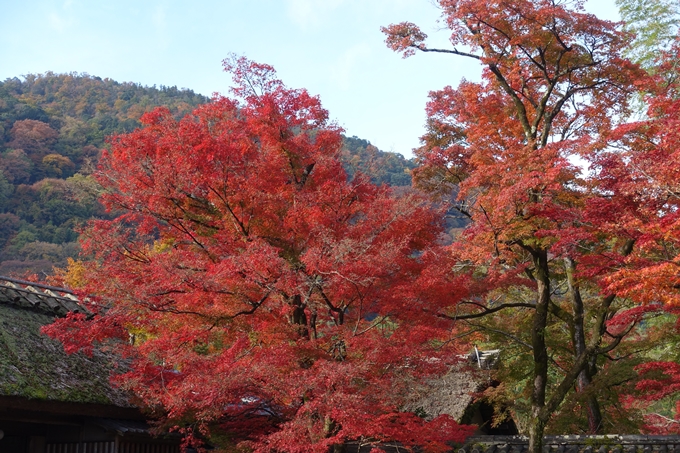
left=0, top=275, right=75, bottom=294
left=0, top=277, right=88, bottom=317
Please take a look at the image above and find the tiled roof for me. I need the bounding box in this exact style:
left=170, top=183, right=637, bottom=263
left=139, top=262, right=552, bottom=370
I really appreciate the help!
left=344, top=436, right=680, bottom=453
left=460, top=435, right=680, bottom=453
left=0, top=276, right=89, bottom=316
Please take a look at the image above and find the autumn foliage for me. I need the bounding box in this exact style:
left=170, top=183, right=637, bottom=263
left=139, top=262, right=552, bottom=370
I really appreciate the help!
left=383, top=0, right=659, bottom=449
left=39, top=0, right=680, bottom=448
left=43, top=57, right=474, bottom=452
left=603, top=40, right=680, bottom=432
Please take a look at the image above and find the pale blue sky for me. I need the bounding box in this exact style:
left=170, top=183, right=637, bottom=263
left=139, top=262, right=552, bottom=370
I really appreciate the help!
left=0, top=0, right=620, bottom=158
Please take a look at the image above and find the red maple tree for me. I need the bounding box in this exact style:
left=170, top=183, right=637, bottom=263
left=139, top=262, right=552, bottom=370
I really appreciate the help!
left=383, top=0, right=650, bottom=448
left=43, top=56, right=475, bottom=452
left=598, top=39, right=680, bottom=432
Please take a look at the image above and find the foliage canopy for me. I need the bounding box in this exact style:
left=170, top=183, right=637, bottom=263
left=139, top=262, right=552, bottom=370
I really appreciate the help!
left=44, top=57, right=474, bottom=453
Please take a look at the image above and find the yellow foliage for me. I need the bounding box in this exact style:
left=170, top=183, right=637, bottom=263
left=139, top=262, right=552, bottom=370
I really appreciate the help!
left=152, top=238, right=175, bottom=254
left=52, top=258, right=88, bottom=289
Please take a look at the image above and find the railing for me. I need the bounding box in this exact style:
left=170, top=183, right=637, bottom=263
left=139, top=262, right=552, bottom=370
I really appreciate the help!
left=45, top=443, right=179, bottom=453
left=46, top=443, right=115, bottom=453
left=119, top=443, right=179, bottom=453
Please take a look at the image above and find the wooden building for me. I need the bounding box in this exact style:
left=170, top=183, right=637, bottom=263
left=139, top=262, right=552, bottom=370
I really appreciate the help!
left=0, top=276, right=180, bottom=453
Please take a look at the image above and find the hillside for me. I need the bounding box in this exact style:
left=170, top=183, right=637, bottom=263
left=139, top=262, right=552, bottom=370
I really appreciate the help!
left=0, top=73, right=418, bottom=276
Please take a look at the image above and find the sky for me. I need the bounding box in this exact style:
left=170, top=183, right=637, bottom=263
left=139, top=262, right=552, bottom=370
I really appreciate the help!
left=0, top=0, right=621, bottom=158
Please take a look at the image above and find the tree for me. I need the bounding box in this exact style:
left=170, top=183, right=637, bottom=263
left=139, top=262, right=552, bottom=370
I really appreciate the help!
left=8, top=119, right=59, bottom=167
left=0, top=149, right=34, bottom=184
left=43, top=57, right=475, bottom=453
left=599, top=40, right=680, bottom=431
left=615, top=0, right=679, bottom=71
left=42, top=153, right=76, bottom=178
left=0, top=213, right=20, bottom=247
left=0, top=171, right=12, bottom=211
left=383, top=0, right=647, bottom=450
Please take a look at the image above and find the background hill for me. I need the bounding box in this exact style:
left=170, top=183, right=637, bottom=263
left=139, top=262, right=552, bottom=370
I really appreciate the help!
left=0, top=73, right=418, bottom=276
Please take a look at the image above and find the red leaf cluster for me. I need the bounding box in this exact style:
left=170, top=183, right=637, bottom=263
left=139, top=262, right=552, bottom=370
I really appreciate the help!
left=43, top=57, right=472, bottom=452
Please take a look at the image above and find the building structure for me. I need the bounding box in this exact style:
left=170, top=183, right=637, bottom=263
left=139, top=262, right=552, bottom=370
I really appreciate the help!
left=0, top=276, right=179, bottom=453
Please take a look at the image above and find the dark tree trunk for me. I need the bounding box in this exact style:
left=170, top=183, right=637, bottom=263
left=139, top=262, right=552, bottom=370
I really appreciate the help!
left=529, top=248, right=551, bottom=453
left=290, top=294, right=310, bottom=339
left=566, top=257, right=603, bottom=433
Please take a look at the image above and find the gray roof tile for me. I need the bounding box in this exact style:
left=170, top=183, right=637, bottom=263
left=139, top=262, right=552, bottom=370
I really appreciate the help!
left=461, top=436, right=680, bottom=453
left=0, top=276, right=91, bottom=317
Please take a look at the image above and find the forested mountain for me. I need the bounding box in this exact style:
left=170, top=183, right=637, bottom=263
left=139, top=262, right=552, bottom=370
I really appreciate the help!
left=0, top=73, right=417, bottom=276
left=341, top=135, right=415, bottom=186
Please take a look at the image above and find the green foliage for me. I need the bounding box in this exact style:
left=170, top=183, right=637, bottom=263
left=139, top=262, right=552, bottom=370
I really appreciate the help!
left=0, top=171, right=11, bottom=211
left=468, top=280, right=669, bottom=435
left=0, top=73, right=209, bottom=275
left=616, top=0, right=679, bottom=70
left=42, top=154, right=75, bottom=178
left=0, top=214, right=19, bottom=248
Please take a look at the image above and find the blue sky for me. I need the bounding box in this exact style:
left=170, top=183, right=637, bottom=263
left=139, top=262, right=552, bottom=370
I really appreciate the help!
left=0, top=0, right=620, bottom=158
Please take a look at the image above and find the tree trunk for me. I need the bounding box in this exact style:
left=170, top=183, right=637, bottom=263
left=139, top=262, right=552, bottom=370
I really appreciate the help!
left=529, top=249, right=551, bottom=453
left=290, top=294, right=310, bottom=339
left=325, top=415, right=343, bottom=453
left=580, top=362, right=603, bottom=434
left=528, top=416, right=547, bottom=453
left=565, top=257, right=603, bottom=433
